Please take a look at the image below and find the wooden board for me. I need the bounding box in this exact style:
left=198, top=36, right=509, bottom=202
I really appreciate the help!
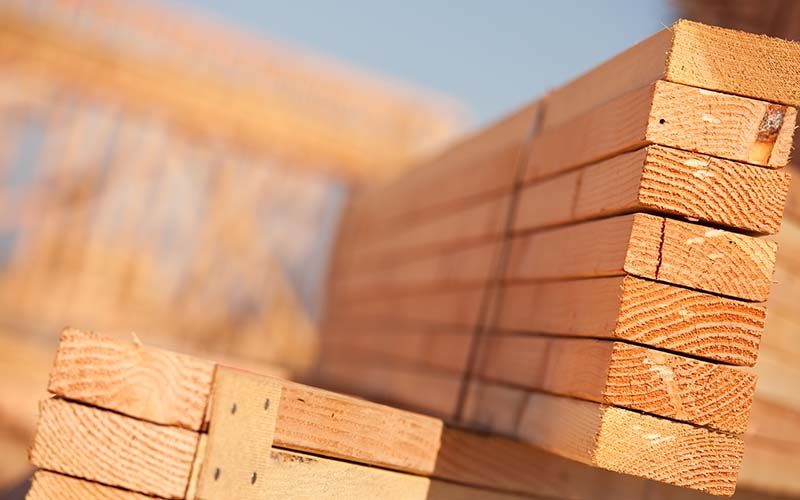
left=516, top=391, right=743, bottom=496
left=527, top=80, right=795, bottom=184
left=332, top=240, right=500, bottom=301
left=318, top=356, right=462, bottom=420
left=337, top=193, right=509, bottom=269
left=507, top=213, right=777, bottom=302
left=47, top=329, right=444, bottom=476
left=515, top=145, right=791, bottom=235
left=30, top=398, right=198, bottom=499
left=475, top=335, right=754, bottom=434
left=27, top=470, right=155, bottom=500
left=542, top=19, right=800, bottom=131
left=48, top=328, right=214, bottom=431
left=496, top=275, right=765, bottom=366
left=28, top=401, right=531, bottom=500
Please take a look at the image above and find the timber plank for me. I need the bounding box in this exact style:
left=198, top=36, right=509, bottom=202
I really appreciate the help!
left=476, top=336, right=755, bottom=434
left=516, top=392, right=744, bottom=496
left=496, top=276, right=765, bottom=366
left=253, top=448, right=534, bottom=500
left=28, top=403, right=526, bottom=500
left=433, top=428, right=651, bottom=500
left=47, top=329, right=443, bottom=476
left=27, top=471, right=155, bottom=500
left=507, top=213, right=777, bottom=302
left=542, top=19, right=800, bottom=131
left=515, top=145, right=791, bottom=235
left=527, top=80, right=795, bottom=184
left=48, top=328, right=214, bottom=431
left=30, top=398, right=198, bottom=499
left=318, top=356, right=462, bottom=420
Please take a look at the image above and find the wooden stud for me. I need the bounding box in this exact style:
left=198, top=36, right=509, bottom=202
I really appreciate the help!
left=527, top=80, right=796, bottom=185
left=497, top=276, right=765, bottom=366
left=30, top=398, right=198, bottom=499
left=516, top=391, right=743, bottom=496
left=477, top=336, right=755, bottom=434
left=507, top=213, right=777, bottom=302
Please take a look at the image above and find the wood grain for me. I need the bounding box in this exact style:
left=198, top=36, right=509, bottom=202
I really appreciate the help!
left=48, top=329, right=443, bottom=476
left=247, top=448, right=533, bottom=500
left=48, top=327, right=214, bottom=431
left=515, top=145, right=791, bottom=236
left=477, top=335, right=755, bottom=434
left=526, top=80, right=795, bottom=184
left=27, top=470, right=155, bottom=500
left=543, top=20, right=800, bottom=132
left=30, top=398, right=198, bottom=499
left=517, top=392, right=744, bottom=496
left=317, top=357, right=462, bottom=420
left=507, top=213, right=777, bottom=302
left=433, top=427, right=651, bottom=500
left=497, top=276, right=765, bottom=366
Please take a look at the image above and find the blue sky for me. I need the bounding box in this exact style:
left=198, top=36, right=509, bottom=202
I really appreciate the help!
left=183, top=1, right=677, bottom=127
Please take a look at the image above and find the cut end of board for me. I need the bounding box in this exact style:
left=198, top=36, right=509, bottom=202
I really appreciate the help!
left=668, top=19, right=800, bottom=108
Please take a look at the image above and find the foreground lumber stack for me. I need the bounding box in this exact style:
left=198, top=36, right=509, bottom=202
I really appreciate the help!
left=322, top=20, right=800, bottom=496
left=26, top=329, right=514, bottom=499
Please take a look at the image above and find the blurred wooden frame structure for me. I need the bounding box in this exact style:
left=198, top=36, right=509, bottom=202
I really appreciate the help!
left=0, top=0, right=459, bottom=491
left=0, top=0, right=459, bottom=364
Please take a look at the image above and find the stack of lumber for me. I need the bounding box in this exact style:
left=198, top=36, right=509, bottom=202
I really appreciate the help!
left=24, top=328, right=631, bottom=500
left=322, top=20, right=800, bottom=496
left=27, top=329, right=799, bottom=500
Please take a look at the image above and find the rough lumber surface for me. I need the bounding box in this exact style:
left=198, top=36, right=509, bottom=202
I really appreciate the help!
left=637, top=145, right=790, bottom=234
left=48, top=328, right=214, bottom=430
left=497, top=276, right=765, bottom=366
left=526, top=80, right=795, bottom=183
left=508, top=213, right=777, bottom=302
left=318, top=357, right=461, bottom=420
left=478, top=336, right=755, bottom=434
left=654, top=219, right=776, bottom=302
left=666, top=20, right=800, bottom=109
left=517, top=393, right=744, bottom=496
left=433, top=427, right=650, bottom=500
left=27, top=471, right=154, bottom=500
left=515, top=145, right=791, bottom=235
left=251, top=448, right=532, bottom=500
left=542, top=20, right=800, bottom=131
left=30, top=398, right=198, bottom=499
left=275, top=380, right=443, bottom=475
left=48, top=330, right=443, bottom=476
